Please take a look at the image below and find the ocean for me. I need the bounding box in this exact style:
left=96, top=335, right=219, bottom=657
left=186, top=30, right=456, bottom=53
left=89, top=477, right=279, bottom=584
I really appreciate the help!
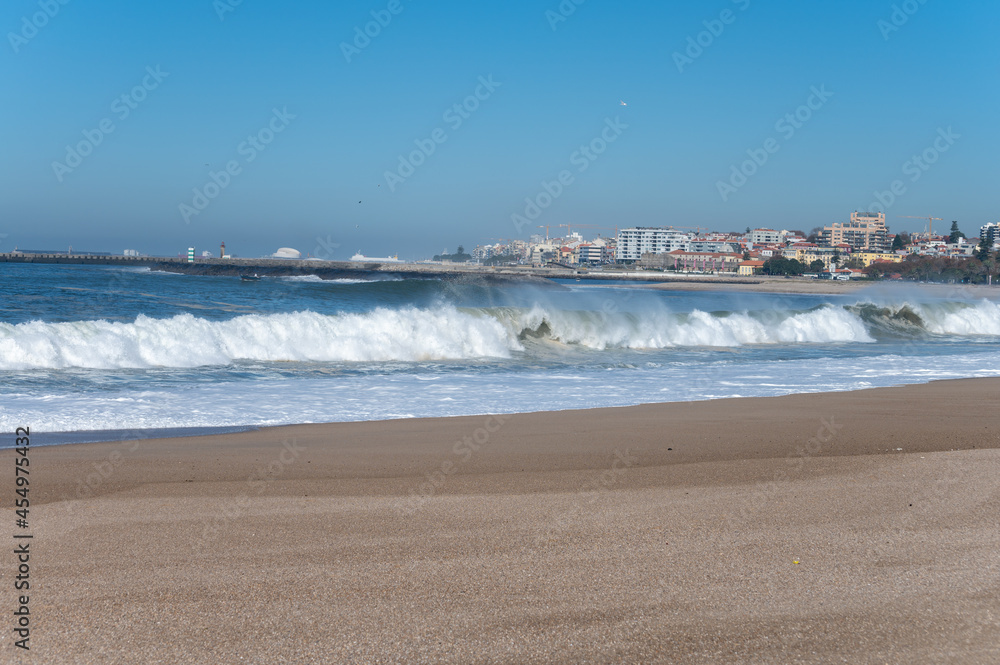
left=2, top=263, right=999, bottom=445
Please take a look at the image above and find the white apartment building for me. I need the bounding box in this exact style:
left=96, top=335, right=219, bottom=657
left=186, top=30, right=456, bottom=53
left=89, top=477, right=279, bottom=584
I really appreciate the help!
left=616, top=227, right=691, bottom=261
left=980, top=222, right=1000, bottom=246
left=749, top=229, right=787, bottom=245
left=690, top=240, right=740, bottom=254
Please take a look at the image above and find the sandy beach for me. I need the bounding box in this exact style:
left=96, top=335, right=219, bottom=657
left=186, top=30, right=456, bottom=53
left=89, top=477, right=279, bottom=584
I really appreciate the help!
left=7, top=379, right=1000, bottom=663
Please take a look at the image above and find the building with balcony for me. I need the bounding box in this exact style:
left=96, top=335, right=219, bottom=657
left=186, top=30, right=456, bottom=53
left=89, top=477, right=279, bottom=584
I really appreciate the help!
left=980, top=222, right=1000, bottom=247
left=615, top=227, right=691, bottom=261
left=577, top=242, right=612, bottom=264
left=820, top=212, right=889, bottom=252
left=749, top=229, right=788, bottom=245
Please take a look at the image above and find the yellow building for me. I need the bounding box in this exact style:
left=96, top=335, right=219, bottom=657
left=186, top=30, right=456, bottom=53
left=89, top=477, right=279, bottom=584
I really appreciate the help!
left=854, top=252, right=903, bottom=268
left=738, top=260, right=765, bottom=276
left=784, top=244, right=847, bottom=270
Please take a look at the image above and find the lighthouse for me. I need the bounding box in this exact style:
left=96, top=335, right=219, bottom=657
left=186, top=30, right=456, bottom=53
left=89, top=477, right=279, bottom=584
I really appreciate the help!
left=220, top=241, right=226, bottom=259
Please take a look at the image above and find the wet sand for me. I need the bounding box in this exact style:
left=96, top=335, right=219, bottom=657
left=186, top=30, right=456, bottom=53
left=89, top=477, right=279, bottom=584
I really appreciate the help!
left=9, top=379, right=1000, bottom=663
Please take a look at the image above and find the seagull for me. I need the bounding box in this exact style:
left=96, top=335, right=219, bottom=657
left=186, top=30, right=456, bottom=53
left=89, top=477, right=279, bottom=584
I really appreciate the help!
left=619, top=100, right=627, bottom=106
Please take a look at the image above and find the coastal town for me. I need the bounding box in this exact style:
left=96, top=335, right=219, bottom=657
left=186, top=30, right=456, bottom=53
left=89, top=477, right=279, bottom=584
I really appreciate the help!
left=4, top=211, right=998, bottom=286
left=469, top=212, right=1000, bottom=280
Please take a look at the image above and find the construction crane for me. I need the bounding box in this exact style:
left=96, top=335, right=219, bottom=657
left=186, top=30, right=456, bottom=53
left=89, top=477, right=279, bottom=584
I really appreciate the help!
left=537, top=225, right=551, bottom=241
left=899, top=215, right=943, bottom=239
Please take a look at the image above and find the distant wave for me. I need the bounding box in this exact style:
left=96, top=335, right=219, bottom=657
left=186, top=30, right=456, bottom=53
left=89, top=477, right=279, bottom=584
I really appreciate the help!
left=1, top=300, right=998, bottom=370
left=278, top=275, right=371, bottom=284
left=110, top=266, right=152, bottom=273
left=278, top=275, right=409, bottom=284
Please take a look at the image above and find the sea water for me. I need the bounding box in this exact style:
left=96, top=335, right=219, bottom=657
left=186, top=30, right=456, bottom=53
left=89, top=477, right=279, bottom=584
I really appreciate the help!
left=1, top=263, right=999, bottom=444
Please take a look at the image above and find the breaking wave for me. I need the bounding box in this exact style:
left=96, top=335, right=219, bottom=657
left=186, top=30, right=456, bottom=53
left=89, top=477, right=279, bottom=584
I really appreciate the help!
left=500, top=304, right=873, bottom=348
left=915, top=299, right=1000, bottom=336
left=0, top=308, right=516, bottom=369
left=2, top=299, right=998, bottom=370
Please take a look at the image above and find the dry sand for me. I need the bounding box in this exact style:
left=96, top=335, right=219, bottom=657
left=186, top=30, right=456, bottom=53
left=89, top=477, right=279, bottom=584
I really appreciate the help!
left=5, top=379, right=1000, bottom=664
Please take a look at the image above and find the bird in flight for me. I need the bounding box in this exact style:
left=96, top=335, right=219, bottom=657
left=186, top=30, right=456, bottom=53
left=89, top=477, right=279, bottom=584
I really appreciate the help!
left=619, top=100, right=627, bottom=106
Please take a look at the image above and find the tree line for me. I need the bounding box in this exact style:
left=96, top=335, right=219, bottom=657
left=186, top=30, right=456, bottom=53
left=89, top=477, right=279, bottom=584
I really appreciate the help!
left=866, top=242, right=998, bottom=283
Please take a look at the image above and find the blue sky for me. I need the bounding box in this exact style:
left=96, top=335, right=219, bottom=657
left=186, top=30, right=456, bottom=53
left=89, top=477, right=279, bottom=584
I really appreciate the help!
left=2, top=0, right=997, bottom=259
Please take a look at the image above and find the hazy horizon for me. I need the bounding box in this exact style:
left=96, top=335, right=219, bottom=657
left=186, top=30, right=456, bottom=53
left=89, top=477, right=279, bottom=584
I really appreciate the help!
left=3, top=0, right=997, bottom=259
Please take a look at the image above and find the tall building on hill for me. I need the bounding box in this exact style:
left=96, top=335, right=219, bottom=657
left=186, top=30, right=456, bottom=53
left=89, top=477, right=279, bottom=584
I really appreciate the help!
left=820, top=212, right=889, bottom=252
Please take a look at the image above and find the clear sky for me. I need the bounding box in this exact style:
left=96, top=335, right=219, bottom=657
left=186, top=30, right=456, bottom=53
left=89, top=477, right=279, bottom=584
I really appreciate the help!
left=2, top=0, right=998, bottom=259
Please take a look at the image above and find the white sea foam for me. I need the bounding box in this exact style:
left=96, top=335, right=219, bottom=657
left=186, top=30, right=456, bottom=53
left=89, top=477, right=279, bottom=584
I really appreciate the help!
left=278, top=275, right=374, bottom=284
left=3, top=299, right=997, bottom=371
left=278, top=275, right=326, bottom=282
left=915, top=299, right=1000, bottom=336
left=505, top=304, right=874, bottom=349
left=4, top=350, right=1000, bottom=434
left=0, top=308, right=519, bottom=369
left=110, top=266, right=152, bottom=273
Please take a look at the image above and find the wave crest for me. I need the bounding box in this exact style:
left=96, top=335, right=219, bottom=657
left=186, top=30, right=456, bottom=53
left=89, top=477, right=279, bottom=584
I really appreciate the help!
left=500, top=305, right=873, bottom=349
left=0, top=308, right=518, bottom=369
left=4, top=299, right=997, bottom=370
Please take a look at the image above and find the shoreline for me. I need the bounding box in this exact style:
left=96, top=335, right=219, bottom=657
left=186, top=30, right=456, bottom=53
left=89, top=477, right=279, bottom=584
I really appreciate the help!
left=21, top=375, right=999, bottom=463
left=6, top=253, right=1000, bottom=296
left=14, top=377, right=1000, bottom=662
left=15, top=374, right=1000, bottom=449
left=9, top=424, right=261, bottom=448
